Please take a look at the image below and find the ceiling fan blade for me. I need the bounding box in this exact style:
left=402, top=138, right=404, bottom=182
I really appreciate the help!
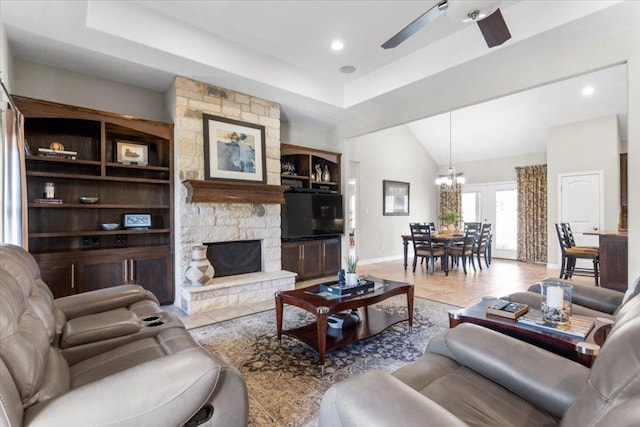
left=476, top=8, right=511, bottom=48
left=381, top=0, right=448, bottom=49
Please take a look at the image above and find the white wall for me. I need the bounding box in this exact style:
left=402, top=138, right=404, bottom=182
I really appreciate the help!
left=449, top=152, right=547, bottom=185
left=12, top=59, right=167, bottom=122
left=547, top=115, right=620, bottom=264
left=348, top=125, right=438, bottom=263
left=281, top=119, right=338, bottom=153
left=0, top=23, right=12, bottom=90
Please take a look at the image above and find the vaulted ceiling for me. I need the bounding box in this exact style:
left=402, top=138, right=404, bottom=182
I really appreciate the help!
left=1, top=1, right=635, bottom=164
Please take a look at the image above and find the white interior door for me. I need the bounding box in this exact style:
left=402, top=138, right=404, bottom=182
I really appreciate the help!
left=558, top=171, right=603, bottom=270
left=559, top=171, right=603, bottom=252
left=462, top=182, right=517, bottom=260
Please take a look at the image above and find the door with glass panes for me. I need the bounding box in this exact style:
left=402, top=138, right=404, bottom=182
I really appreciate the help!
left=461, top=182, right=517, bottom=260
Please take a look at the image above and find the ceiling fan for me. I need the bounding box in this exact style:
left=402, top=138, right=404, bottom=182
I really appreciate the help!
left=382, top=0, right=511, bottom=49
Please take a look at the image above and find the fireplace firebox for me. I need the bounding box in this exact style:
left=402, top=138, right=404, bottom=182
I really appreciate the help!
left=204, top=240, right=261, bottom=278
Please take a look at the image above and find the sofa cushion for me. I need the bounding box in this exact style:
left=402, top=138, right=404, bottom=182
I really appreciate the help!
left=393, top=353, right=558, bottom=427
left=70, top=328, right=200, bottom=389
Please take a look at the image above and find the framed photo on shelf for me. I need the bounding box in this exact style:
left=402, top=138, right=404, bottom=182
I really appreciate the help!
left=116, top=140, right=148, bottom=166
left=383, top=180, right=410, bottom=216
left=203, top=114, right=266, bottom=183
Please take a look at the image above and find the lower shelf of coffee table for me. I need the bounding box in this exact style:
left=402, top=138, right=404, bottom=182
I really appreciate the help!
left=282, top=306, right=408, bottom=354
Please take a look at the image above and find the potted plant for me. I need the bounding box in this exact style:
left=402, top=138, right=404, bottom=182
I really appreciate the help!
left=346, top=254, right=358, bottom=286
left=438, top=210, right=462, bottom=232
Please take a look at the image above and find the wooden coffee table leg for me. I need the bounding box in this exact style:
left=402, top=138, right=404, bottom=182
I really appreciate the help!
left=316, top=306, right=329, bottom=376
left=275, top=292, right=283, bottom=345
left=407, top=286, right=414, bottom=333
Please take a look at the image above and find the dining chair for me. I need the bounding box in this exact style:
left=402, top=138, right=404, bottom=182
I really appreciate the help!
left=448, top=227, right=479, bottom=274
left=409, top=223, right=445, bottom=275
left=556, top=223, right=600, bottom=286
left=474, top=223, right=492, bottom=270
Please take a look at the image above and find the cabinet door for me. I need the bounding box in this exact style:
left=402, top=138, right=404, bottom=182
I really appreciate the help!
left=34, top=254, right=75, bottom=298
left=281, top=242, right=301, bottom=275
left=76, top=255, right=127, bottom=293
left=300, top=241, right=323, bottom=279
left=130, top=252, right=173, bottom=305
left=322, top=238, right=341, bottom=276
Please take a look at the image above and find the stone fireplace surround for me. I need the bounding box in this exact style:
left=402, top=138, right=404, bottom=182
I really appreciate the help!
left=173, top=76, right=295, bottom=315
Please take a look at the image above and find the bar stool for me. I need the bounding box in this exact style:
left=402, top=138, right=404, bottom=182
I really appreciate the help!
left=556, top=223, right=600, bottom=286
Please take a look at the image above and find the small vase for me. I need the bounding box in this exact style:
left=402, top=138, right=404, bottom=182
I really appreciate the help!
left=322, top=165, right=331, bottom=182
left=185, top=246, right=214, bottom=286
left=346, top=273, right=359, bottom=286
left=315, top=164, right=322, bottom=181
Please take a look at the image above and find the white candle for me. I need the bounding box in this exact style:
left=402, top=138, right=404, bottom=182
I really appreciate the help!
left=546, top=286, right=564, bottom=310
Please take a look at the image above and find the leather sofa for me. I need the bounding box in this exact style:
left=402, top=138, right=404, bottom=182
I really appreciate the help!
left=0, top=244, right=248, bottom=426
left=319, top=292, right=640, bottom=426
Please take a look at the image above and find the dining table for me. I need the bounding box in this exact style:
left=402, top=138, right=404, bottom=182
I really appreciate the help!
left=401, top=233, right=465, bottom=275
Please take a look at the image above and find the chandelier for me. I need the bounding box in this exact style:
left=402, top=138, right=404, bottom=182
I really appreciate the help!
left=435, top=112, right=465, bottom=191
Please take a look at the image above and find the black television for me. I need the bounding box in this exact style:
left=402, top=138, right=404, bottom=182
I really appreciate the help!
left=281, top=192, right=344, bottom=239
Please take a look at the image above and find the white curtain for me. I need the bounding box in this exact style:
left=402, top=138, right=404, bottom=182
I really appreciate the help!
left=1, top=99, right=28, bottom=247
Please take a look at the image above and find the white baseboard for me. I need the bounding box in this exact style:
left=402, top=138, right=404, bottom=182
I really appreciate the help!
left=358, top=254, right=404, bottom=265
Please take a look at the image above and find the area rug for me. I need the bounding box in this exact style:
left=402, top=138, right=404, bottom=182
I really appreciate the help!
left=190, top=296, right=459, bottom=427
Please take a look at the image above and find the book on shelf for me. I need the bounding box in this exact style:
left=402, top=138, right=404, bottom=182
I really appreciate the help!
left=517, top=311, right=595, bottom=339
left=33, top=198, right=63, bottom=204
left=38, top=148, right=77, bottom=159
left=486, top=299, right=529, bottom=319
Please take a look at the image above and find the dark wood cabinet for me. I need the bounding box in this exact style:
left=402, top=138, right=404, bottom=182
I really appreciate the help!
left=281, top=237, right=341, bottom=281
left=280, top=143, right=341, bottom=192
left=36, top=255, right=75, bottom=297
left=598, top=233, right=628, bottom=292
left=18, top=96, right=175, bottom=304
left=280, top=143, right=343, bottom=281
left=322, top=238, right=342, bottom=274
left=77, top=254, right=127, bottom=293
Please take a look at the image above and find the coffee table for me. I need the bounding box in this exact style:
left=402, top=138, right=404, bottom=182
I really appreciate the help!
left=275, top=277, right=414, bottom=375
left=449, top=298, right=613, bottom=367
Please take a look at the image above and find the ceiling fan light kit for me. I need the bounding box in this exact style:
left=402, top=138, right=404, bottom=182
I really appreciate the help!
left=382, top=0, right=510, bottom=49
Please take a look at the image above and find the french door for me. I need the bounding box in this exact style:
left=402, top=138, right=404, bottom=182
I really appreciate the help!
left=461, top=182, right=518, bottom=260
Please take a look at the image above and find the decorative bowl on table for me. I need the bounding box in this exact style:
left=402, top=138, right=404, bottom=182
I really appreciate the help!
left=100, top=223, right=120, bottom=231
left=79, top=197, right=99, bottom=204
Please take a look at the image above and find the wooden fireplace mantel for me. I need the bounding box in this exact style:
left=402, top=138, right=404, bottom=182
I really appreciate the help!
left=182, top=180, right=288, bottom=204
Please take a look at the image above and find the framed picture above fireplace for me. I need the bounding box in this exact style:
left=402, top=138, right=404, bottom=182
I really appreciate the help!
left=203, top=114, right=266, bottom=183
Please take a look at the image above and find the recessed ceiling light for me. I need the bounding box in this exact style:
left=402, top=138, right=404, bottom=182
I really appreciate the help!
left=340, top=65, right=356, bottom=74
left=582, top=86, right=596, bottom=96
left=331, top=40, right=344, bottom=51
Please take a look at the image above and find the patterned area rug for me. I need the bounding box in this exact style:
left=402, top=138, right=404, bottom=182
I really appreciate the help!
left=190, top=296, right=458, bottom=426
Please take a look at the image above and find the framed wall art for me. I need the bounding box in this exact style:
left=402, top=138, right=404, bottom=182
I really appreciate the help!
left=383, top=180, right=410, bottom=216
left=116, top=140, right=148, bottom=166
left=203, top=114, right=266, bottom=183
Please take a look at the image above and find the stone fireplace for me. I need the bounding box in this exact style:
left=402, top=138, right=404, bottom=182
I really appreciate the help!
left=172, top=76, right=295, bottom=315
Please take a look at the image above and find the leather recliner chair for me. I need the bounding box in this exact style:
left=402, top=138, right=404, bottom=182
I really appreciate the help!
left=0, top=244, right=248, bottom=426
left=318, top=292, right=640, bottom=426
left=505, top=277, right=640, bottom=320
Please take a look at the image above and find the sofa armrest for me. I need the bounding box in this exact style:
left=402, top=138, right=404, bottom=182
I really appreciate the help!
left=54, top=285, right=159, bottom=319
left=24, top=348, right=219, bottom=427
left=319, top=370, right=469, bottom=427
left=528, top=279, right=623, bottom=315
left=427, top=323, right=589, bottom=419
